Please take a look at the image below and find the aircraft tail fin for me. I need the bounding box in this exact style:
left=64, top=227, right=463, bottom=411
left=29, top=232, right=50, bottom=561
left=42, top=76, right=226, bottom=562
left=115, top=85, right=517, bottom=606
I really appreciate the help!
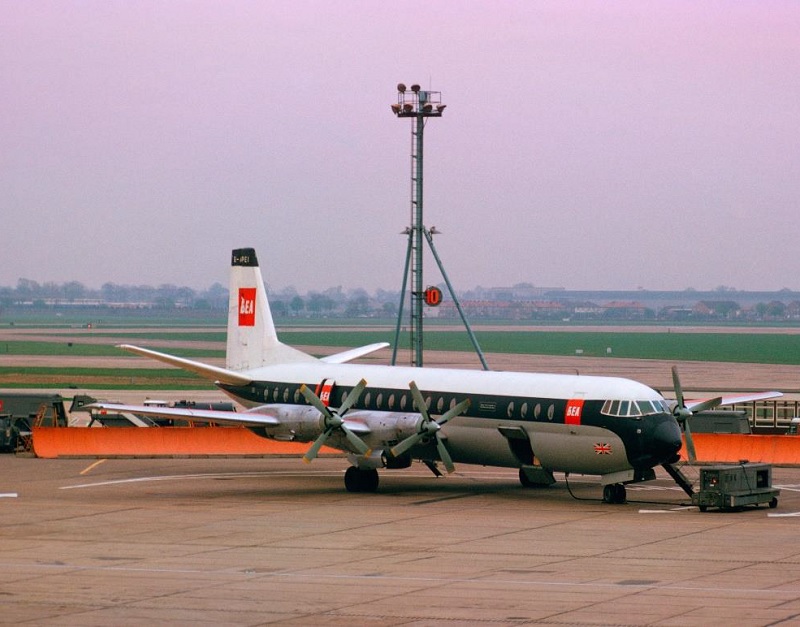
left=227, top=248, right=316, bottom=369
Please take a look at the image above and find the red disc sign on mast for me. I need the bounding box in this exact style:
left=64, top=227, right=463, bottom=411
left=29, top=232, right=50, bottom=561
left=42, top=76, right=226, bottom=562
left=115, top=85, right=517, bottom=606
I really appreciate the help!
left=424, top=286, right=443, bottom=307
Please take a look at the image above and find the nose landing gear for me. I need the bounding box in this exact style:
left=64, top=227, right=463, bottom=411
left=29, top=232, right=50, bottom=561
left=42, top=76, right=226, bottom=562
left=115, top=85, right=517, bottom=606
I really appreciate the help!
left=603, top=483, right=627, bottom=504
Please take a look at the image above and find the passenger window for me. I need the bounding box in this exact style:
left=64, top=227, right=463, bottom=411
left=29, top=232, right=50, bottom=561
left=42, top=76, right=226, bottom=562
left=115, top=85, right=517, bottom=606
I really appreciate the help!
left=437, top=397, right=444, bottom=413
left=377, top=393, right=383, bottom=408
left=450, top=398, right=457, bottom=410
left=388, top=394, right=396, bottom=409
left=283, top=388, right=289, bottom=403
left=272, top=387, right=279, bottom=402
left=521, top=402, right=528, bottom=419
left=507, top=402, right=515, bottom=418
left=364, top=392, right=371, bottom=408
left=547, top=404, right=555, bottom=420
left=400, top=394, right=407, bottom=410
left=534, top=403, right=541, bottom=419
left=294, top=389, right=301, bottom=403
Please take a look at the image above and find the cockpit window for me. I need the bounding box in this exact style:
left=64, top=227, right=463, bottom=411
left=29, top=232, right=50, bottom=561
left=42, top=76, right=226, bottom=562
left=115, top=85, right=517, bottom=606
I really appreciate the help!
left=601, top=399, right=670, bottom=417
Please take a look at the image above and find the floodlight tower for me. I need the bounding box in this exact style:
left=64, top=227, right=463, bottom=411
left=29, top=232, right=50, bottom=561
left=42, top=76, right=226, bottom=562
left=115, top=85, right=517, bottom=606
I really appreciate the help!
left=390, top=83, right=488, bottom=370
left=390, top=83, right=444, bottom=367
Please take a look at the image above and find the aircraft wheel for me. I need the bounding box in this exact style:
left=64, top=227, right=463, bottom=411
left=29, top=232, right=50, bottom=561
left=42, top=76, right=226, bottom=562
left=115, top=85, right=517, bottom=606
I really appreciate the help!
left=362, top=468, right=379, bottom=492
left=519, top=468, right=535, bottom=488
left=769, top=497, right=778, bottom=509
left=344, top=466, right=379, bottom=493
left=603, top=483, right=626, bottom=504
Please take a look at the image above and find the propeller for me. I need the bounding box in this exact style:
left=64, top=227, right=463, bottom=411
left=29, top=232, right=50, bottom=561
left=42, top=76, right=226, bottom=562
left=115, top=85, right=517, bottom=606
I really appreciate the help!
left=299, top=379, right=371, bottom=463
left=671, top=366, right=722, bottom=463
left=389, top=381, right=471, bottom=474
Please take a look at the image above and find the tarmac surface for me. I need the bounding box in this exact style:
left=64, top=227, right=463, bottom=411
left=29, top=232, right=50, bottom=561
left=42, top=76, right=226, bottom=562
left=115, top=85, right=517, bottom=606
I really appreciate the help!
left=2, top=454, right=800, bottom=626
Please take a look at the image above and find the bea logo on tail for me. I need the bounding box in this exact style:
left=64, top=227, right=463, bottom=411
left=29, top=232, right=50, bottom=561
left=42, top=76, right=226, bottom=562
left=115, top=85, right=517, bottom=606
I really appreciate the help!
left=238, top=288, right=256, bottom=326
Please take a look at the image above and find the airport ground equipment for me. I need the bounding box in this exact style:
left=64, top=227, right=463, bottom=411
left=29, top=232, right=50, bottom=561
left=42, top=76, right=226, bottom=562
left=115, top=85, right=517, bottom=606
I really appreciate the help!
left=691, top=462, right=779, bottom=512
left=691, top=410, right=751, bottom=434
left=0, top=393, right=68, bottom=452
left=72, top=395, right=237, bottom=427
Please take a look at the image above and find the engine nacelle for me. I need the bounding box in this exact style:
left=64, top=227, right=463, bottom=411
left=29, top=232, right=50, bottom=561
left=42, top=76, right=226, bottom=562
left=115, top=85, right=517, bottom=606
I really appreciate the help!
left=244, top=406, right=432, bottom=458
left=244, top=404, right=324, bottom=442
left=347, top=410, right=424, bottom=443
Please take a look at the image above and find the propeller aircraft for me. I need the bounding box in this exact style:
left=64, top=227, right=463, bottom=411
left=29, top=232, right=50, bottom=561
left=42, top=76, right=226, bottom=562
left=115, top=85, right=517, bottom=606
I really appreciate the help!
left=90, top=248, right=781, bottom=503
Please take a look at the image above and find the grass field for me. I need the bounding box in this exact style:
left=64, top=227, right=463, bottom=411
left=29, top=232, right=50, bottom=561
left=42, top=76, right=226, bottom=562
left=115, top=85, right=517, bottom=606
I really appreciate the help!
left=6, top=328, right=800, bottom=364
left=5, top=321, right=800, bottom=389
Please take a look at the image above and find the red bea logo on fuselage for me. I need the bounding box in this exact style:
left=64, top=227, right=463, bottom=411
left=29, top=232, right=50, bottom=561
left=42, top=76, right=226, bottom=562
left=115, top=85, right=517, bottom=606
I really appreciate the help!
left=565, top=399, right=584, bottom=425
left=238, top=288, right=256, bottom=326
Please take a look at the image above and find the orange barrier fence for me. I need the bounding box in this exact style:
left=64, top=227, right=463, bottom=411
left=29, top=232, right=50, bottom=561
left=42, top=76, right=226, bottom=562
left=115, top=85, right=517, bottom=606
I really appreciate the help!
left=31, top=428, right=800, bottom=465
left=682, top=434, right=800, bottom=466
left=32, top=427, right=338, bottom=459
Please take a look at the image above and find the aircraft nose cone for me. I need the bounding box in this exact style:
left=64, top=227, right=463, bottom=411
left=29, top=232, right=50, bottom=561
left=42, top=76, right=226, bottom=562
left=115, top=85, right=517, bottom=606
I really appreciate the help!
left=651, top=418, right=683, bottom=462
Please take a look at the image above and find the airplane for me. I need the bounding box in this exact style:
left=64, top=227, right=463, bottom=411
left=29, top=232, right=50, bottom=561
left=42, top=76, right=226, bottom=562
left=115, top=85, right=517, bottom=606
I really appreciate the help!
left=90, top=248, right=782, bottom=503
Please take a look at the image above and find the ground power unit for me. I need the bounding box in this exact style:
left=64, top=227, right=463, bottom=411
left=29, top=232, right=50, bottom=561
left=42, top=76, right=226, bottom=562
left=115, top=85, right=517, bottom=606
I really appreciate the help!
left=692, top=462, right=779, bottom=512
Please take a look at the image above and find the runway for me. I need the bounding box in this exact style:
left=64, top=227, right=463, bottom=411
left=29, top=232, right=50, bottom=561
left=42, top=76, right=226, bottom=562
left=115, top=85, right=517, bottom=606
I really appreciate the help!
left=2, top=455, right=800, bottom=625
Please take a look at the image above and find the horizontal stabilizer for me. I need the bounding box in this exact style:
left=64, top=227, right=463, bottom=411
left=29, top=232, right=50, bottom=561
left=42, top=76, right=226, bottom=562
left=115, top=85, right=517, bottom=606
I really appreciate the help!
left=117, top=344, right=252, bottom=386
left=320, top=342, right=390, bottom=364
left=86, top=402, right=280, bottom=427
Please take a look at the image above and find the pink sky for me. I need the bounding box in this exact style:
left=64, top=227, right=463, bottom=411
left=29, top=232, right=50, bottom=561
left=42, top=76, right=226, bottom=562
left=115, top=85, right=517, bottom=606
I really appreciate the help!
left=2, top=1, right=799, bottom=291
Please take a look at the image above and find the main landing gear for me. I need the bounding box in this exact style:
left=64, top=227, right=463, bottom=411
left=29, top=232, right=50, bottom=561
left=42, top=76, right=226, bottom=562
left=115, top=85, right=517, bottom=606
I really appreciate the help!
left=344, top=466, right=379, bottom=493
left=603, top=483, right=627, bottom=504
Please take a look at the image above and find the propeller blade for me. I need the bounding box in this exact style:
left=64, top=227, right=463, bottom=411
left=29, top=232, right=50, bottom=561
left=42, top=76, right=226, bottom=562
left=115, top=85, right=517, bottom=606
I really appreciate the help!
left=391, top=383, right=469, bottom=471
left=303, top=429, right=331, bottom=463
left=671, top=366, right=684, bottom=408
left=408, top=381, right=431, bottom=421
left=683, top=417, right=697, bottom=464
left=670, top=366, right=712, bottom=465
left=390, top=431, right=425, bottom=458
left=436, top=435, right=455, bottom=474
left=341, top=424, right=371, bottom=456
left=338, top=378, right=367, bottom=414
left=299, top=384, right=331, bottom=417
left=438, top=398, right=471, bottom=426
left=300, top=381, right=372, bottom=460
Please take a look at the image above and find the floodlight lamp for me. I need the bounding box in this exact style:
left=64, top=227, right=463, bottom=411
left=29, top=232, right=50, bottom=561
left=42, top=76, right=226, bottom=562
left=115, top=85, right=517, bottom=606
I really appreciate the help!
left=422, top=103, right=433, bottom=113
left=402, top=103, right=413, bottom=113
left=436, top=104, right=447, bottom=113
left=411, top=84, right=420, bottom=93
left=397, top=83, right=407, bottom=93
left=391, top=103, right=401, bottom=114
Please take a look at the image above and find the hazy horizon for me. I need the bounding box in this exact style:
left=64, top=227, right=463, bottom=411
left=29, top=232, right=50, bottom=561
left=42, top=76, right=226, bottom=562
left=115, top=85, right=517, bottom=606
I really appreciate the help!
left=4, top=2, right=799, bottom=293
left=5, top=275, right=800, bottom=298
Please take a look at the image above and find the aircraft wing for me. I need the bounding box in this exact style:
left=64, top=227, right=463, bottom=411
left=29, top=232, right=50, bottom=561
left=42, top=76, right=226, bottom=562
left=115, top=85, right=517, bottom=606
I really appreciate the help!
left=117, top=344, right=252, bottom=386
left=320, top=342, right=390, bottom=364
left=86, top=402, right=280, bottom=427
left=686, top=390, right=783, bottom=412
